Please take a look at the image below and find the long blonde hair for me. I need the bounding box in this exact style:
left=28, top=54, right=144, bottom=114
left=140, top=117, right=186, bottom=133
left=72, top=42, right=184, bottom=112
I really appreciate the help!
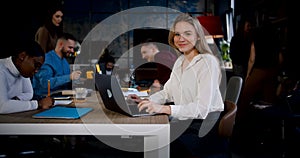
left=168, top=13, right=213, bottom=55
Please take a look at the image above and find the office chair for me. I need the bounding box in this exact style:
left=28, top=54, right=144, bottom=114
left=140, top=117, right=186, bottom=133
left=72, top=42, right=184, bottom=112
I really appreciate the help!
left=197, top=76, right=242, bottom=138
left=219, top=100, right=238, bottom=138
left=225, top=76, right=243, bottom=104
left=210, top=100, right=238, bottom=158
left=193, top=100, right=237, bottom=158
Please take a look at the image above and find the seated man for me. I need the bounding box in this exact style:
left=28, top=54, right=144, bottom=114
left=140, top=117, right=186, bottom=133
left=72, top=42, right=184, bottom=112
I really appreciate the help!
left=98, top=53, right=115, bottom=75
left=138, top=39, right=178, bottom=88
left=32, top=33, right=81, bottom=99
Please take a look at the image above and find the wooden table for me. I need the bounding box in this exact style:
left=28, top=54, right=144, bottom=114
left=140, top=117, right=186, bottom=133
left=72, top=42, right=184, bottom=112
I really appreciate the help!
left=0, top=91, right=170, bottom=158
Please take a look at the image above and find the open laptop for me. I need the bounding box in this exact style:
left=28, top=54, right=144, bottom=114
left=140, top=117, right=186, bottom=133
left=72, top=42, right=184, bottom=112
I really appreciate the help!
left=95, top=74, right=154, bottom=117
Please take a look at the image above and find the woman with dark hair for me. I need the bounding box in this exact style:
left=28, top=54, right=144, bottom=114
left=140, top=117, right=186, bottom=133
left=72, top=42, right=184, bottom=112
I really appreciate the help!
left=230, top=17, right=254, bottom=80
left=35, top=5, right=64, bottom=53
left=0, top=40, right=53, bottom=114
left=237, top=16, right=281, bottom=120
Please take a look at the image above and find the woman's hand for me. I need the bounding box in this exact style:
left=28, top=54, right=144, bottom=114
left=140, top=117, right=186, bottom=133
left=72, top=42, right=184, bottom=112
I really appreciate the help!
left=138, top=100, right=171, bottom=115
left=127, top=94, right=143, bottom=103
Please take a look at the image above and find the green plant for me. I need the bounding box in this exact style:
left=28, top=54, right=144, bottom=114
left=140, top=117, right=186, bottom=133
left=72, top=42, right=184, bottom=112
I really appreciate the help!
left=220, top=40, right=231, bottom=61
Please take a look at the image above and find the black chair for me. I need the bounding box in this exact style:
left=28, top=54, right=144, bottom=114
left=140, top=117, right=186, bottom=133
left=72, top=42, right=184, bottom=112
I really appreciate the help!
left=217, top=100, right=238, bottom=157
left=192, top=100, right=237, bottom=158
left=225, top=76, right=243, bottom=105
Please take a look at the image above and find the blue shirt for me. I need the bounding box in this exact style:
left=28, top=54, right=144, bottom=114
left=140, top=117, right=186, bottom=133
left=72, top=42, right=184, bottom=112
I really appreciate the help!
left=32, top=50, right=71, bottom=99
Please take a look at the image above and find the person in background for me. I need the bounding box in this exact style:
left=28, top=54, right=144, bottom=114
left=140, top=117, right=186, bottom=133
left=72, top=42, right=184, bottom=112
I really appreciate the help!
left=230, top=17, right=254, bottom=80
left=35, top=5, right=64, bottom=53
left=128, top=13, right=224, bottom=157
left=139, top=38, right=178, bottom=88
left=32, top=33, right=81, bottom=99
left=237, top=14, right=281, bottom=122
left=0, top=39, right=53, bottom=114
left=98, top=53, right=115, bottom=75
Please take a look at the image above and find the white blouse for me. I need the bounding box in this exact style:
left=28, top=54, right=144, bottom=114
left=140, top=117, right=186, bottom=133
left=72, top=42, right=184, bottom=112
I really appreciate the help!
left=149, top=54, right=224, bottom=120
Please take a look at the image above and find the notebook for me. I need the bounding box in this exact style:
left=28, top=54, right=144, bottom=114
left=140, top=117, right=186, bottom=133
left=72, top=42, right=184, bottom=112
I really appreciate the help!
left=32, top=106, right=93, bottom=119
left=95, top=74, right=155, bottom=117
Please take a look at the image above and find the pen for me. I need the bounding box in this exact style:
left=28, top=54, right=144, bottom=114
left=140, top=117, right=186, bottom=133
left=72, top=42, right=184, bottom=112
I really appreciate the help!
left=48, top=80, right=50, bottom=97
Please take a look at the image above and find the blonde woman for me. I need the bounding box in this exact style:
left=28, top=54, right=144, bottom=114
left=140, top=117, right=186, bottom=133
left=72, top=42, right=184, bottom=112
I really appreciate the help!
left=128, top=13, right=224, bottom=157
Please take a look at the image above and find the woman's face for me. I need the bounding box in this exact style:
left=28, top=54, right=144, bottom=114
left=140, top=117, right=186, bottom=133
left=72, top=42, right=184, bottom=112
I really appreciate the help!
left=173, top=21, right=198, bottom=53
left=52, top=10, right=63, bottom=27
left=244, top=21, right=252, bottom=33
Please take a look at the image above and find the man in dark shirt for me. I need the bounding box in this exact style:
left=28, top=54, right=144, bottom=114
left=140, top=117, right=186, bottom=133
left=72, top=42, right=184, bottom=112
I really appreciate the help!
left=99, top=54, right=115, bottom=75
left=139, top=40, right=178, bottom=88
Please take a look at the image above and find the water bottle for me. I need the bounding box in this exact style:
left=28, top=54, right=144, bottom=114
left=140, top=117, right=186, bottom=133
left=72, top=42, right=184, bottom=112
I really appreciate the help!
left=129, top=64, right=135, bottom=88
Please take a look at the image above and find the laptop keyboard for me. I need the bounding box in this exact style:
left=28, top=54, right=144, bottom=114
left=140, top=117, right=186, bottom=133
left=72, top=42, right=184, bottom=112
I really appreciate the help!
left=126, top=99, right=149, bottom=115
left=128, top=105, right=149, bottom=115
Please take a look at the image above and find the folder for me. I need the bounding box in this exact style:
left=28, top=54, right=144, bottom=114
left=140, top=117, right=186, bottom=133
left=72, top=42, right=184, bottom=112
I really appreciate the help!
left=32, top=106, right=93, bottom=119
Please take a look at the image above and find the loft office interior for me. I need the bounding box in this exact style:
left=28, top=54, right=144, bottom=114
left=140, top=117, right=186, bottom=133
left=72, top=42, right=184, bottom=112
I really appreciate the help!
left=52, top=0, right=288, bottom=86
left=71, top=0, right=288, bottom=76
left=5, top=0, right=288, bottom=77
left=1, top=0, right=295, bottom=158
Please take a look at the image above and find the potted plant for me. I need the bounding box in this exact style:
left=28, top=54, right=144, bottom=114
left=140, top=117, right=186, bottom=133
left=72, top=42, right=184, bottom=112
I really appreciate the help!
left=220, top=40, right=232, bottom=68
